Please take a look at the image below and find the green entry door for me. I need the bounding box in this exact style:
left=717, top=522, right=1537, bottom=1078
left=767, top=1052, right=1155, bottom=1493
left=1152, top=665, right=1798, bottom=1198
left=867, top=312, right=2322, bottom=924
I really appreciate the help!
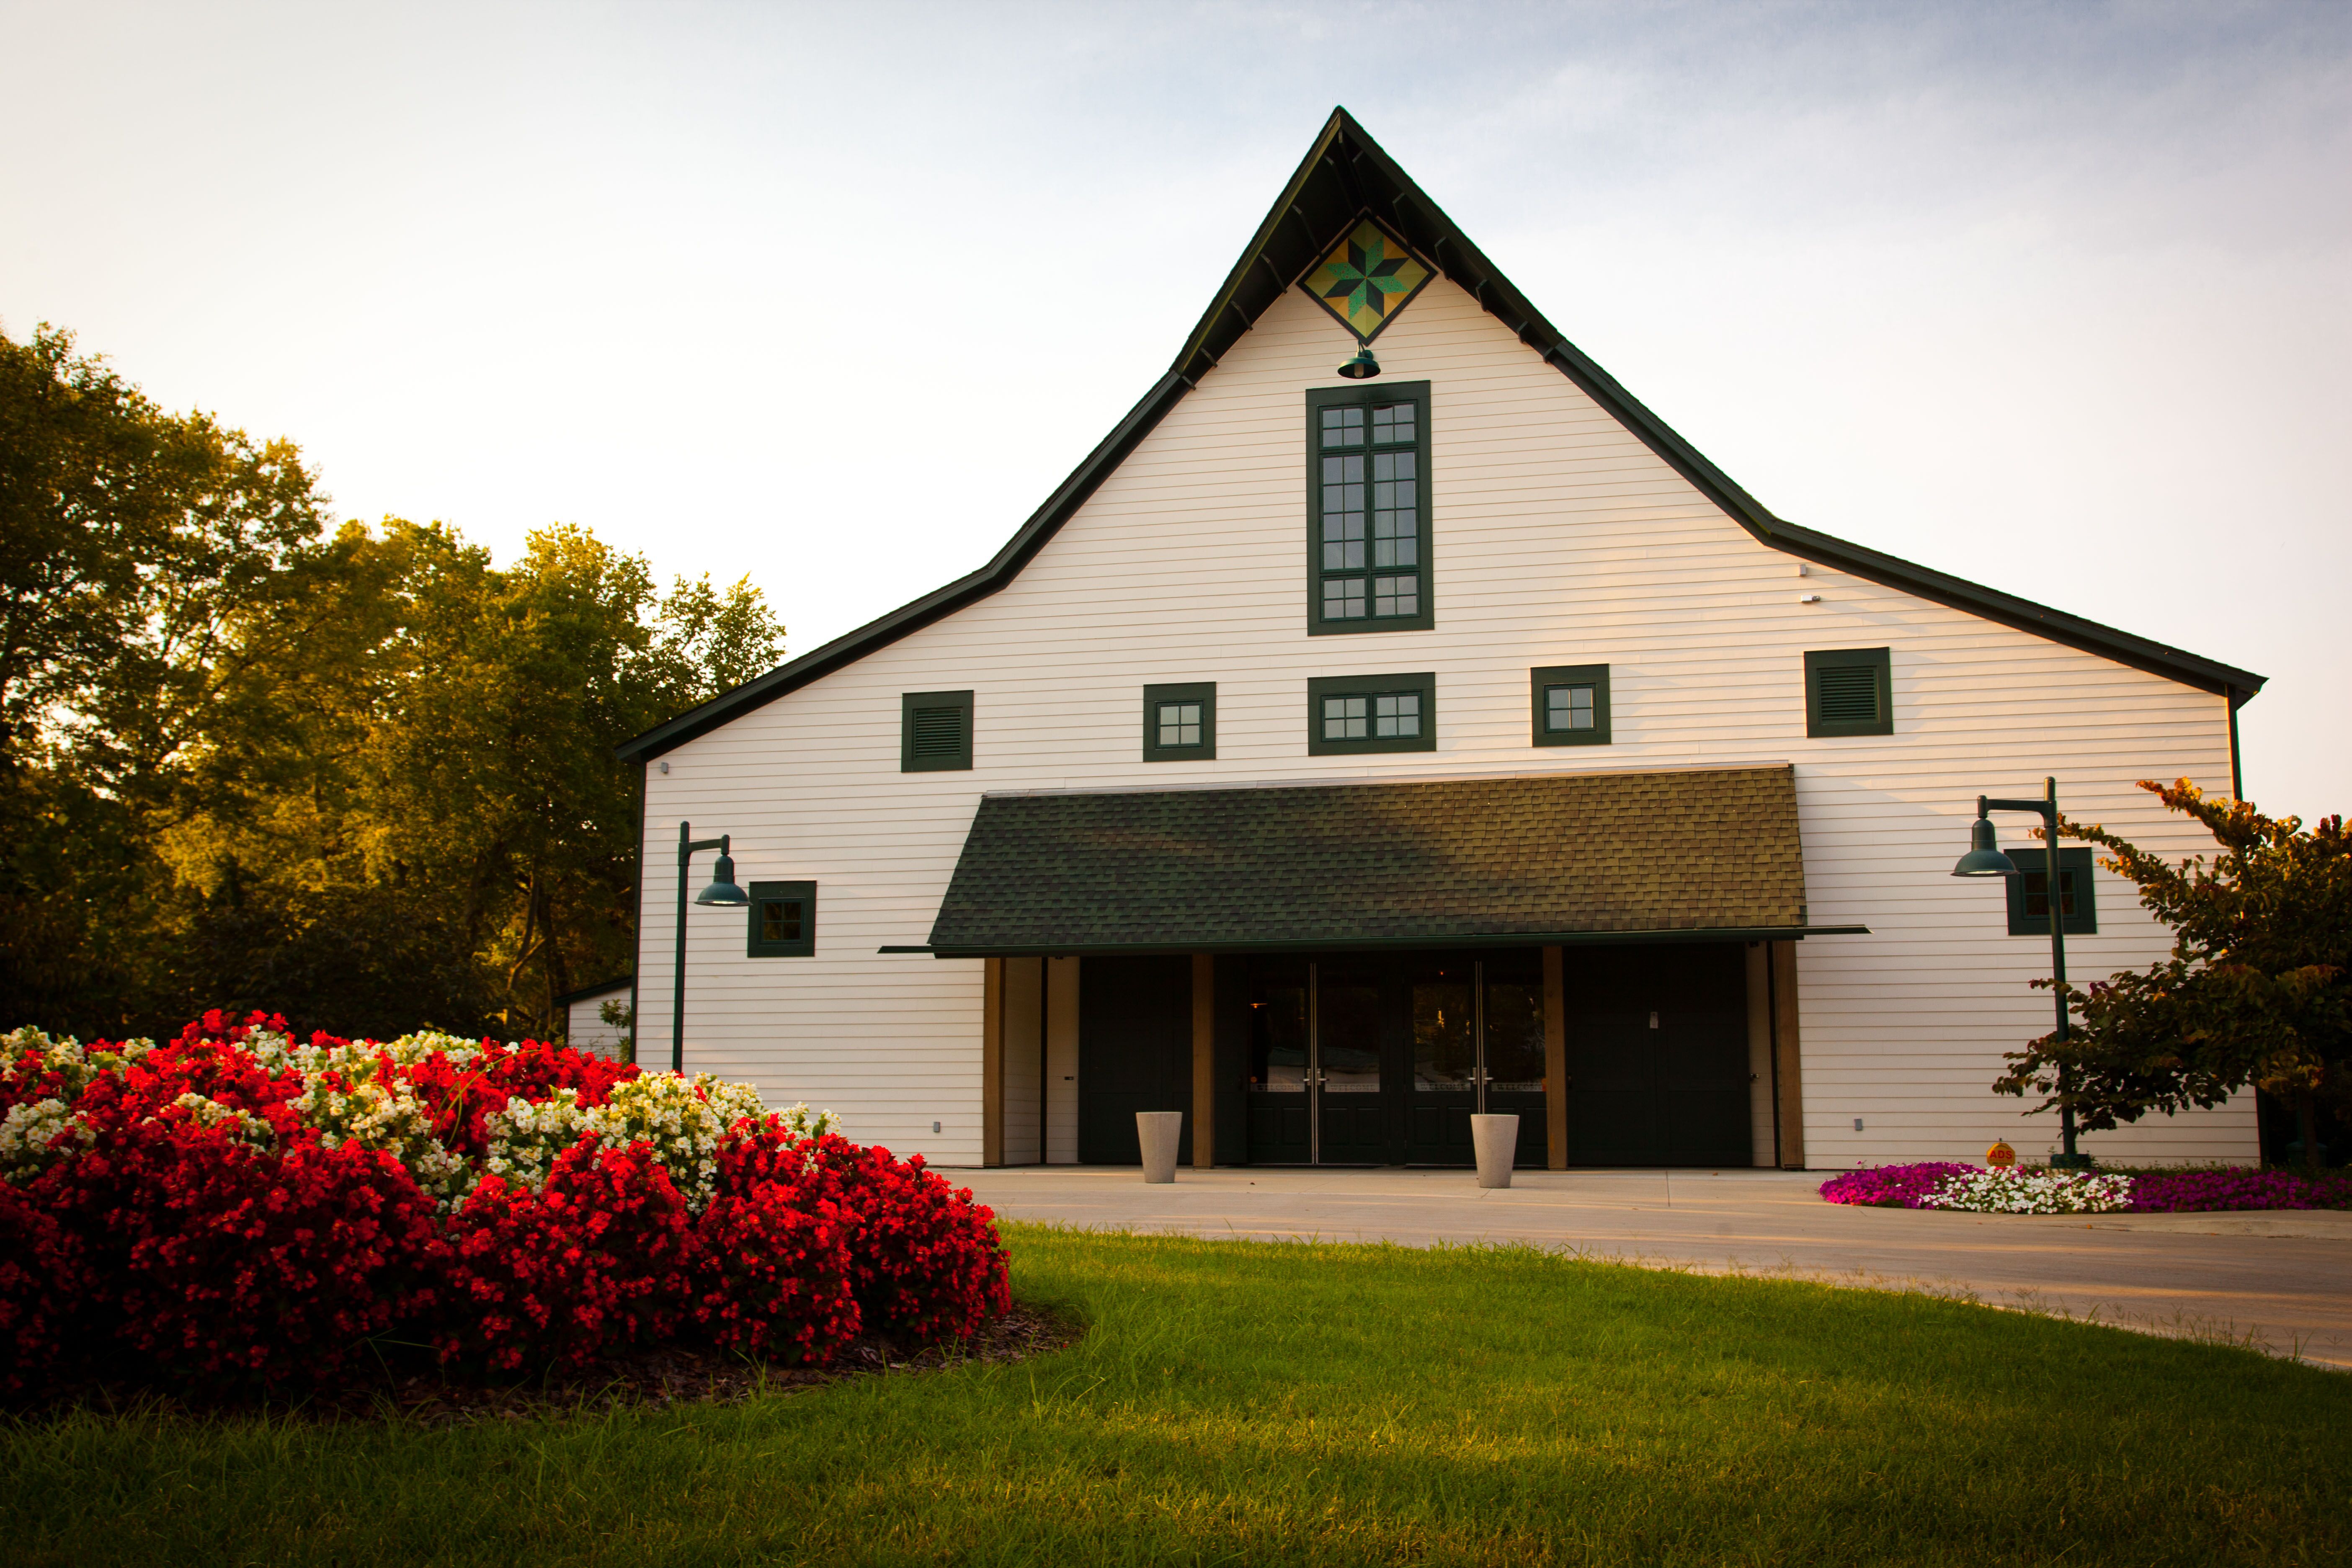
left=1312, top=960, right=1390, bottom=1163
left=1563, top=943, right=1751, bottom=1166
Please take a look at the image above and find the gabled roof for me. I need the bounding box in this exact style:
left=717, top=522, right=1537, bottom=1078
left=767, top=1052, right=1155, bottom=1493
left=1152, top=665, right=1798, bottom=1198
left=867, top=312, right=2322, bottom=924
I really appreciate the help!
left=920, top=766, right=1858, bottom=957
left=618, top=108, right=2263, bottom=763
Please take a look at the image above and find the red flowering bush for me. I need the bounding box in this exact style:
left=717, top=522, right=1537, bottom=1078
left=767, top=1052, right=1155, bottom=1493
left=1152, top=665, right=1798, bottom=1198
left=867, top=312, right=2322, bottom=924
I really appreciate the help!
left=801, top=1134, right=1011, bottom=1345
left=437, top=1136, right=694, bottom=1372
left=690, top=1181, right=861, bottom=1363
left=0, top=1015, right=1011, bottom=1398
left=31, top=1109, right=443, bottom=1386
left=0, top=1181, right=84, bottom=1395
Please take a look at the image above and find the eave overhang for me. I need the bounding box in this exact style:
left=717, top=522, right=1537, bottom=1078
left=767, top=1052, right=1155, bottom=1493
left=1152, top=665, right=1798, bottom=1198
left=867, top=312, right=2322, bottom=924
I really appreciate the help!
left=617, top=108, right=2263, bottom=764
left=914, top=766, right=1854, bottom=959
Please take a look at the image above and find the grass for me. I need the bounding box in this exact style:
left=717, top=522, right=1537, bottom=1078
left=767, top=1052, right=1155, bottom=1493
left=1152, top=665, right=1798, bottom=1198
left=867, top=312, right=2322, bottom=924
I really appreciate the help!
left=6, top=1224, right=2349, bottom=1567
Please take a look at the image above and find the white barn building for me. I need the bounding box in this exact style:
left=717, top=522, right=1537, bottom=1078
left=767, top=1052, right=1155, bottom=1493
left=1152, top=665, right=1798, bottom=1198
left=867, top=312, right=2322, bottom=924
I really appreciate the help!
left=616, top=110, right=2263, bottom=1173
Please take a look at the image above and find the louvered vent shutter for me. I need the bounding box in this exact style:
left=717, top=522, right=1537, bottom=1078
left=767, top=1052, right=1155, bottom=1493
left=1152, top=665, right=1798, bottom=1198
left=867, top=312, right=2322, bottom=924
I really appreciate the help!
left=1816, top=665, right=1880, bottom=725
left=911, top=705, right=964, bottom=758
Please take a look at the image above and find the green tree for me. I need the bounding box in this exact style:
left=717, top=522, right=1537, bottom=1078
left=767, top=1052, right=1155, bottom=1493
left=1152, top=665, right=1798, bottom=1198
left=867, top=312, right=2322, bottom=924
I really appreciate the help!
left=0, top=325, right=325, bottom=1034
left=1994, top=780, right=2352, bottom=1168
left=1, top=322, right=784, bottom=1043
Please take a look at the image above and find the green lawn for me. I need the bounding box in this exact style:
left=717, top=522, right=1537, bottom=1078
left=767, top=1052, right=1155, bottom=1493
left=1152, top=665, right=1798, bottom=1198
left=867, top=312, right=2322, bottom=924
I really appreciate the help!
left=7, top=1225, right=2347, bottom=1566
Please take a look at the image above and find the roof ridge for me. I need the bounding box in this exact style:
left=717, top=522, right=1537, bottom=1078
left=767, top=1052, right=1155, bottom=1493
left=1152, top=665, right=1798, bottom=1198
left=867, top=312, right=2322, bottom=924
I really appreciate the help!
left=616, top=107, right=2263, bottom=763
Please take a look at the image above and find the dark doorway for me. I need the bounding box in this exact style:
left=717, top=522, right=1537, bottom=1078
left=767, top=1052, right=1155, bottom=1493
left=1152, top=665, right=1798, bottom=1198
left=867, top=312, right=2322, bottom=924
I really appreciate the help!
left=1561, top=943, right=1751, bottom=1166
left=1403, top=949, right=1548, bottom=1167
left=1077, top=954, right=1193, bottom=1164
left=1235, top=949, right=1550, bottom=1168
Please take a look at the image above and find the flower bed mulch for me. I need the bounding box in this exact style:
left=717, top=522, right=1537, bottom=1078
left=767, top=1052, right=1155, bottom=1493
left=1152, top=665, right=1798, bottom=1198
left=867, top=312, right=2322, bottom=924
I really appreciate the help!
left=12, top=1302, right=1082, bottom=1428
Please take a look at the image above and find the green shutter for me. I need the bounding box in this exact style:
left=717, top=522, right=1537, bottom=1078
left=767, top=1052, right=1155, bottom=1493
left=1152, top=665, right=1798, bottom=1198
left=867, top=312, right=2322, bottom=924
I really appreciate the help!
left=900, top=690, right=974, bottom=771
left=1804, top=648, right=1893, bottom=738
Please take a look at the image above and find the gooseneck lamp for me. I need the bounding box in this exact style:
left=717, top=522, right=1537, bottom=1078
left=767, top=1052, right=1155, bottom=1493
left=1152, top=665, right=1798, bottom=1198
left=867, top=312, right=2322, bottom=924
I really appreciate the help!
left=1952, top=778, right=2086, bottom=1166
left=672, top=821, right=747, bottom=1075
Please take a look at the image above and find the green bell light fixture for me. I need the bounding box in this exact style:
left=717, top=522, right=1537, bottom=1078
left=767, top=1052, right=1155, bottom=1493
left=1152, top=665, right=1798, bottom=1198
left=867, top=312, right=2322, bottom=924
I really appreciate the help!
left=1336, top=346, right=1381, bottom=379
left=696, top=850, right=749, bottom=907
left=1950, top=810, right=2019, bottom=878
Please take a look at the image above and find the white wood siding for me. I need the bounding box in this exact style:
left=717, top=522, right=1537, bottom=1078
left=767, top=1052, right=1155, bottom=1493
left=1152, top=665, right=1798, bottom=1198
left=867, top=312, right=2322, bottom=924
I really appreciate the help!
left=638, top=277, right=2252, bottom=1169
left=564, top=985, right=632, bottom=1064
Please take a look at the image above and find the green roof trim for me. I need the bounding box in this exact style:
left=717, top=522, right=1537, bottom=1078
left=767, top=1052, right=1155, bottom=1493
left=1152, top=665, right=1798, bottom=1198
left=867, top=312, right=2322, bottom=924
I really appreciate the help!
left=617, top=108, right=2261, bottom=764
left=923, top=766, right=1835, bottom=956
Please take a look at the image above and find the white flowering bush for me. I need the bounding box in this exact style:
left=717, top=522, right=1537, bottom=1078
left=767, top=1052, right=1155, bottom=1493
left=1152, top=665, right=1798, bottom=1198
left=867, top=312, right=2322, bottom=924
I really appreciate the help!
left=777, top=1102, right=842, bottom=1138
left=292, top=1068, right=470, bottom=1201
left=1921, top=1167, right=2136, bottom=1214
left=0, top=1098, right=96, bottom=1182
left=479, top=1088, right=594, bottom=1194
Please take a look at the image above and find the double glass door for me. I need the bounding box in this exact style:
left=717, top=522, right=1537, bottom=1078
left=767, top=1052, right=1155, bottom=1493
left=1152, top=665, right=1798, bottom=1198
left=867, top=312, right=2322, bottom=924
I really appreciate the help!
left=1243, top=952, right=1547, bottom=1166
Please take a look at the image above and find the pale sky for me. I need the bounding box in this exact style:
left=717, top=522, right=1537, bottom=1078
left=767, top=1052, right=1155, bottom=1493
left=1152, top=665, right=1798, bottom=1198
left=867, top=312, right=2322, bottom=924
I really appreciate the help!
left=5, top=1, right=2346, bottom=819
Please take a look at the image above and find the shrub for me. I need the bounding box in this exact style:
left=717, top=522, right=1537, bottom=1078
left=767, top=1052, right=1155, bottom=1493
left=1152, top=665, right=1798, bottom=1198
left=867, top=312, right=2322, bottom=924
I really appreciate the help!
left=0, top=1181, right=84, bottom=1395
left=437, top=1136, right=694, bottom=1372
left=36, top=1109, right=444, bottom=1386
left=803, top=1135, right=1011, bottom=1345
left=690, top=1181, right=861, bottom=1363
left=0, top=1013, right=1009, bottom=1395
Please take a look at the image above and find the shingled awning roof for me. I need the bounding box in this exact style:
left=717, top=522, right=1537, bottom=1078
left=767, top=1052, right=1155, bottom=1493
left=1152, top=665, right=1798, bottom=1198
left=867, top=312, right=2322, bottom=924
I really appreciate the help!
left=912, top=765, right=1862, bottom=957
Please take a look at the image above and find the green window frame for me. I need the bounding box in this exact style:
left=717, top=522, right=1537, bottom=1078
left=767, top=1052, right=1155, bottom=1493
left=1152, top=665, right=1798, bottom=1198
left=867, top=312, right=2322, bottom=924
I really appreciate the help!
left=2004, top=848, right=2097, bottom=936
left=1142, top=681, right=1216, bottom=762
left=1307, top=672, right=1436, bottom=756
left=1307, top=380, right=1433, bottom=635
left=746, top=880, right=817, bottom=957
left=1531, top=663, right=1611, bottom=746
left=1804, top=647, right=1893, bottom=738
left=900, top=690, right=973, bottom=772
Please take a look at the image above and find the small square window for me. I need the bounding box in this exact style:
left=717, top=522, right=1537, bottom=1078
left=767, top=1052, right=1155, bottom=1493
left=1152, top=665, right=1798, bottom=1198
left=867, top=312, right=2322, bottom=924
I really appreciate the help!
left=1142, top=681, right=1216, bottom=761
left=1805, top=649, right=1892, bottom=738
left=1321, top=407, right=1365, bottom=449
left=1308, top=673, right=1436, bottom=755
left=747, top=880, right=817, bottom=957
left=2004, top=848, right=2097, bottom=935
left=901, top=690, right=974, bottom=771
left=1530, top=664, right=1612, bottom=746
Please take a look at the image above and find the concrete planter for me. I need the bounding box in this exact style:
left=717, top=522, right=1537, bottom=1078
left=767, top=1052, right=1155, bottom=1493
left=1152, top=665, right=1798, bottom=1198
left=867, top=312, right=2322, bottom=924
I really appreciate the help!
left=1470, top=1114, right=1519, bottom=1189
left=1137, top=1111, right=1184, bottom=1184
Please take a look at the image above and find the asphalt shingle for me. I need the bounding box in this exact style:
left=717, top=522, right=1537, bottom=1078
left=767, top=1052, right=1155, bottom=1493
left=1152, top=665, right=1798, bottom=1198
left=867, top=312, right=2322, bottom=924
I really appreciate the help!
left=926, top=765, right=1809, bottom=953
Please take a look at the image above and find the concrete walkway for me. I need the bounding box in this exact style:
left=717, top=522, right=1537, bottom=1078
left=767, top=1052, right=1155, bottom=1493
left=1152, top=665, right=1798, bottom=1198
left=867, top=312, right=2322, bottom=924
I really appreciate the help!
left=959, top=1166, right=2352, bottom=1368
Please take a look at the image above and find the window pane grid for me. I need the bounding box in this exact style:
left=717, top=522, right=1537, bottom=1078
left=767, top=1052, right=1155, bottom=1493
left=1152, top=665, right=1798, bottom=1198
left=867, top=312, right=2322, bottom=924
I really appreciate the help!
left=1314, top=393, right=1423, bottom=627
left=1545, top=684, right=1595, bottom=731
left=1323, top=691, right=1422, bottom=741
left=1156, top=701, right=1202, bottom=748
left=759, top=900, right=802, bottom=943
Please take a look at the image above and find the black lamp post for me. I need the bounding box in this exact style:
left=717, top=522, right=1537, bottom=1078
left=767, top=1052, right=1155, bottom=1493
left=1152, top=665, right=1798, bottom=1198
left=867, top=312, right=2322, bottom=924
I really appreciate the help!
left=1952, top=776, right=2091, bottom=1168
left=671, top=820, right=748, bottom=1075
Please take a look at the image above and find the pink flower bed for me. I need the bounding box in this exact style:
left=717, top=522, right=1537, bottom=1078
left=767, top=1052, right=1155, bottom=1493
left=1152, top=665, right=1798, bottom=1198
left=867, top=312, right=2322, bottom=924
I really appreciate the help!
left=1819, top=1161, right=2352, bottom=1212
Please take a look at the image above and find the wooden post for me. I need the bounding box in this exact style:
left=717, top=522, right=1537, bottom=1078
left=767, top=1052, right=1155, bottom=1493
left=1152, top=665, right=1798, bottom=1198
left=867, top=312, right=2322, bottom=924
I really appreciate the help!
left=1744, top=942, right=1775, bottom=1168
left=982, top=957, right=1004, bottom=1168
left=1191, top=952, right=1215, bottom=1169
left=1771, top=941, right=1805, bottom=1169
left=1543, top=944, right=1568, bottom=1170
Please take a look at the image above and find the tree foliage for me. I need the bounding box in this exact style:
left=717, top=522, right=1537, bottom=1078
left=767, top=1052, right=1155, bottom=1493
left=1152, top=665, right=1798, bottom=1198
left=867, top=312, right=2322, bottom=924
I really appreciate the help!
left=1994, top=779, right=2352, bottom=1162
left=0, top=325, right=780, bottom=1041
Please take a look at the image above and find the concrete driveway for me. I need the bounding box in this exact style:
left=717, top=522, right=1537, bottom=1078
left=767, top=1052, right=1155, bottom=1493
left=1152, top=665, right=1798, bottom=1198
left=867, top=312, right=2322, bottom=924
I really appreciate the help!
left=959, top=1166, right=2352, bottom=1368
